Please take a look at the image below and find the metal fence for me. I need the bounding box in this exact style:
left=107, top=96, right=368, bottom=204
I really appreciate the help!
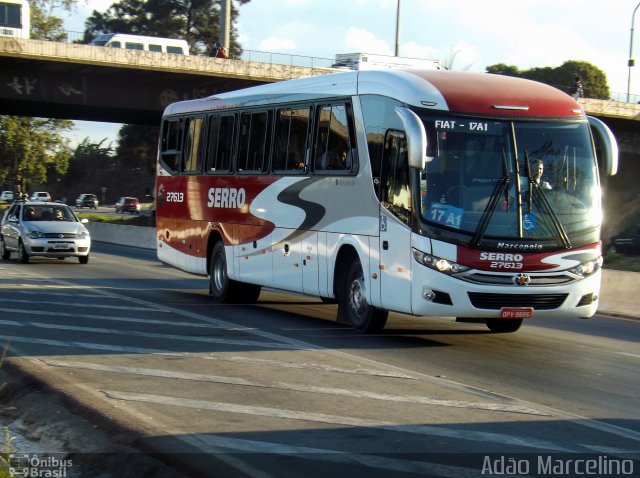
left=61, top=31, right=640, bottom=104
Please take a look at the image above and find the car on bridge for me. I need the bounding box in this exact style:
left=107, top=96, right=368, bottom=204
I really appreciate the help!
left=0, top=201, right=91, bottom=264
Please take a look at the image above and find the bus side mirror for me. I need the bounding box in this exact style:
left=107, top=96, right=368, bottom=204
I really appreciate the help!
left=587, top=116, right=618, bottom=176
left=394, top=107, right=430, bottom=169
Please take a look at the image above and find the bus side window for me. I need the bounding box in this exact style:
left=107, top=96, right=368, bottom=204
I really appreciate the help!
left=160, top=118, right=184, bottom=174
left=182, top=116, right=205, bottom=173
left=273, top=107, right=311, bottom=173
left=313, top=104, right=355, bottom=174
left=167, top=46, right=184, bottom=54
left=109, top=41, right=121, bottom=48
left=238, top=111, right=270, bottom=173
left=381, top=132, right=411, bottom=225
left=149, top=44, right=162, bottom=52
left=206, top=115, right=234, bottom=174
left=125, top=42, right=144, bottom=50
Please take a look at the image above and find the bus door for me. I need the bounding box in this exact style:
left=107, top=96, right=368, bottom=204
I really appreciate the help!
left=378, top=132, right=413, bottom=313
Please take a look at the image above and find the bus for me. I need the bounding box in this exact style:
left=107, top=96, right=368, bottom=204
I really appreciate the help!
left=89, top=33, right=189, bottom=55
left=0, top=0, right=29, bottom=39
left=155, top=69, right=618, bottom=334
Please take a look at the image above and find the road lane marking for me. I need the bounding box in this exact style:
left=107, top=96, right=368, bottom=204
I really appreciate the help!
left=103, top=390, right=575, bottom=452
left=42, top=359, right=547, bottom=415
left=170, top=353, right=417, bottom=379
left=193, top=434, right=493, bottom=478
left=0, top=320, right=301, bottom=350
left=0, top=306, right=251, bottom=330
left=7, top=271, right=640, bottom=444
left=0, top=298, right=164, bottom=312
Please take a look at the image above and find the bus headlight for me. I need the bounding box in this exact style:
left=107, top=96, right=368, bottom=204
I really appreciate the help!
left=412, top=248, right=470, bottom=275
left=569, top=256, right=603, bottom=278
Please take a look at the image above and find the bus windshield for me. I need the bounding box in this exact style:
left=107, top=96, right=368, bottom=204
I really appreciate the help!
left=417, top=116, right=599, bottom=246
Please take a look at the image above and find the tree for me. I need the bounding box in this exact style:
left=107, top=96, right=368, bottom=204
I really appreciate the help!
left=116, top=124, right=159, bottom=175
left=30, top=0, right=82, bottom=41
left=82, top=0, right=250, bottom=56
left=0, top=116, right=73, bottom=194
left=486, top=60, right=610, bottom=100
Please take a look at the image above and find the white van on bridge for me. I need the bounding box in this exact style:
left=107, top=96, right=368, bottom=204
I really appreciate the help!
left=89, top=33, right=189, bottom=55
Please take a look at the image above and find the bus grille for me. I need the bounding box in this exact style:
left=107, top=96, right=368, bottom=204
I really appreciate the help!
left=462, top=273, right=574, bottom=286
left=468, top=293, right=568, bottom=310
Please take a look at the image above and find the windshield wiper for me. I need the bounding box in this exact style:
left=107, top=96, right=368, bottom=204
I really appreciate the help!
left=471, top=150, right=510, bottom=247
left=523, top=151, right=572, bottom=249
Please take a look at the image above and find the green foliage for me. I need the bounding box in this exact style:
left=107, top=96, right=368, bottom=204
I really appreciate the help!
left=30, top=0, right=82, bottom=41
left=486, top=60, right=610, bottom=99
left=116, top=124, right=160, bottom=174
left=82, top=0, right=251, bottom=56
left=0, top=117, right=73, bottom=194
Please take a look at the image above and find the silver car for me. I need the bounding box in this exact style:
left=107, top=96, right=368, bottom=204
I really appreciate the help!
left=0, top=202, right=91, bottom=264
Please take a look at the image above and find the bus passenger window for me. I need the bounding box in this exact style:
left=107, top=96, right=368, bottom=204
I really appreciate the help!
left=125, top=42, right=144, bottom=50
left=273, top=107, right=310, bottom=173
left=160, top=119, right=184, bottom=174
left=238, top=111, right=270, bottom=173
left=182, top=117, right=204, bottom=173
left=109, top=41, right=121, bottom=48
left=206, top=115, right=234, bottom=173
left=313, top=104, right=354, bottom=173
left=149, top=44, right=162, bottom=52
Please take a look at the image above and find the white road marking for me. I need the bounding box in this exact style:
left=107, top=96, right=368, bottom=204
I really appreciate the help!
left=0, top=320, right=301, bottom=350
left=42, top=359, right=547, bottom=415
left=103, top=390, right=575, bottom=452
left=193, top=434, right=495, bottom=478
left=172, top=353, right=417, bottom=379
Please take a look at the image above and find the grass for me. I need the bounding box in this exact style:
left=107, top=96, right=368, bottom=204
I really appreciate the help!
left=602, top=252, right=640, bottom=272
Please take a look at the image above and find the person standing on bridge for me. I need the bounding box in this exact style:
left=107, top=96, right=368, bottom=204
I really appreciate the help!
left=210, top=41, right=228, bottom=59
left=572, top=75, right=584, bottom=100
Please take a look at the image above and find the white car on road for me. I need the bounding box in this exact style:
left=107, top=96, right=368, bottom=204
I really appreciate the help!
left=0, top=202, right=91, bottom=264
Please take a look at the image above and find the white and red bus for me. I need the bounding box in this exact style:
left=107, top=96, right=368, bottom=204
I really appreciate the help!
left=156, top=69, right=618, bottom=333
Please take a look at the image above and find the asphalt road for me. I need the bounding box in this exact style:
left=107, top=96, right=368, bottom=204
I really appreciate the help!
left=0, top=243, right=638, bottom=477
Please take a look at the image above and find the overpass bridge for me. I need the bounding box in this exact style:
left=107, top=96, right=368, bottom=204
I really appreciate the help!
left=0, top=37, right=335, bottom=124
left=2, top=37, right=639, bottom=126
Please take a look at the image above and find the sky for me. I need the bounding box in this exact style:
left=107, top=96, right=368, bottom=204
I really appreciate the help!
left=62, top=0, right=640, bottom=146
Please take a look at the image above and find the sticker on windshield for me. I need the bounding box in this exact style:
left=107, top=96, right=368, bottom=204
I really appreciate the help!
left=522, top=213, right=537, bottom=231
left=429, top=203, right=463, bottom=229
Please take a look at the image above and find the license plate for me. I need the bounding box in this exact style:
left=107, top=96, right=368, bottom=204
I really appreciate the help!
left=499, top=307, right=534, bottom=319
left=54, top=245, right=69, bottom=250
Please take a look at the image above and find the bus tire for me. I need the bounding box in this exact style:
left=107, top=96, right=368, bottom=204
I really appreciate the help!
left=210, top=241, right=236, bottom=303
left=209, top=241, right=261, bottom=304
left=485, top=318, right=523, bottom=333
left=338, top=258, right=388, bottom=333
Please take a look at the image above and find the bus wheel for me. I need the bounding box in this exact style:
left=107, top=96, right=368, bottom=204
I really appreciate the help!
left=209, top=241, right=260, bottom=304
left=210, top=241, right=233, bottom=303
left=485, top=318, right=523, bottom=333
left=338, top=259, right=388, bottom=333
